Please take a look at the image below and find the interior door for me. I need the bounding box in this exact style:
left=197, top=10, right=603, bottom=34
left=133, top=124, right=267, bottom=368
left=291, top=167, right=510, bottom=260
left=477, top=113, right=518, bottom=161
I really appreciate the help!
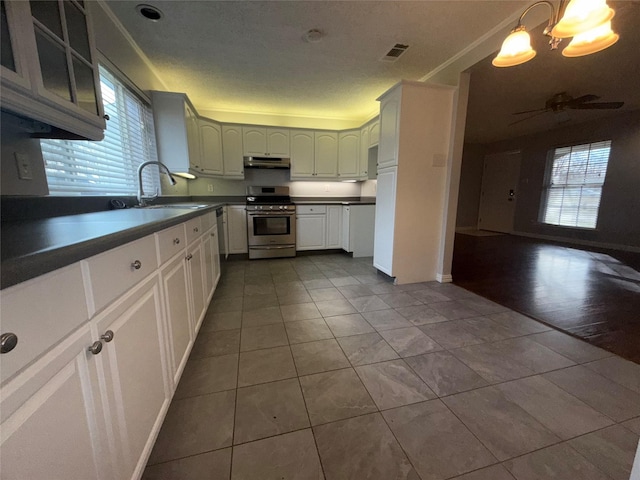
left=477, top=151, right=521, bottom=233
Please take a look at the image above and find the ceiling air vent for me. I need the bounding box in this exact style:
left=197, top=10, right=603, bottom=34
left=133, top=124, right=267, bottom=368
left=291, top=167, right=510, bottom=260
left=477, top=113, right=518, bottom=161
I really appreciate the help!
left=380, top=43, right=409, bottom=62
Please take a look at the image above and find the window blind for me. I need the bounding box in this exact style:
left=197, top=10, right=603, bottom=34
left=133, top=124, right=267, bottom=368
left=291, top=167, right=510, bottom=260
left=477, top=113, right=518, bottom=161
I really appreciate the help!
left=541, top=140, right=611, bottom=229
left=42, top=65, right=160, bottom=195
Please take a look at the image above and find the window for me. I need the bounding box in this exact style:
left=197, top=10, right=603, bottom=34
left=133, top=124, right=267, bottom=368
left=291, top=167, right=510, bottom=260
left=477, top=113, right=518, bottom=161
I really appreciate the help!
left=42, top=65, right=160, bottom=195
left=540, top=140, right=611, bottom=229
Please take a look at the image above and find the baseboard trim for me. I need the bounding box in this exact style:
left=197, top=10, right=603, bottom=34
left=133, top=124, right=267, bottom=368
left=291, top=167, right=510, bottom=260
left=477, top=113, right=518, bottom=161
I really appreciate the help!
left=512, top=231, right=640, bottom=253
left=436, top=273, right=453, bottom=283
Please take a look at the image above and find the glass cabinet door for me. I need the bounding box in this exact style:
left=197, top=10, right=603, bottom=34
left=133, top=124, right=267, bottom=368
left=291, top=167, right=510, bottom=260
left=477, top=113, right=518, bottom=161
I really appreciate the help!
left=29, top=0, right=99, bottom=116
left=1, top=1, right=16, bottom=71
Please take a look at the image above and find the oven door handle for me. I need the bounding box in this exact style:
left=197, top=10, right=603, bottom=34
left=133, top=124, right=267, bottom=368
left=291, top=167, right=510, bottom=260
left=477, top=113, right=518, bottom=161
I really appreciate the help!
left=247, top=212, right=295, bottom=216
left=249, top=245, right=295, bottom=250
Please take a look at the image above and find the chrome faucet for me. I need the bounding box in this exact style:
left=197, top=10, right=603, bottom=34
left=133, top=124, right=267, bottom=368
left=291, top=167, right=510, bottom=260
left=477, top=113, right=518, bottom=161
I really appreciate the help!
left=137, top=161, right=177, bottom=207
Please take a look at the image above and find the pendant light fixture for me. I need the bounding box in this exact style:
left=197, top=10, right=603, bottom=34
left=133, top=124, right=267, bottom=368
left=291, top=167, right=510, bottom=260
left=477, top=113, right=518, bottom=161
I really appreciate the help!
left=492, top=0, right=618, bottom=68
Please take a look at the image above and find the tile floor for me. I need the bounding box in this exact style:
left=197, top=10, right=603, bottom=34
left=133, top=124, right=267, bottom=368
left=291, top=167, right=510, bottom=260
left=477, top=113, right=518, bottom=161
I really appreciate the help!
left=143, top=254, right=640, bottom=480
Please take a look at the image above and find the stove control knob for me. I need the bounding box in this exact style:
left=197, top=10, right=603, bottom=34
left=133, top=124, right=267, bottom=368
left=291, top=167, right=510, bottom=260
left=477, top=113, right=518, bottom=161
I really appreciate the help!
left=269, top=206, right=274, bottom=210
left=279, top=205, right=284, bottom=210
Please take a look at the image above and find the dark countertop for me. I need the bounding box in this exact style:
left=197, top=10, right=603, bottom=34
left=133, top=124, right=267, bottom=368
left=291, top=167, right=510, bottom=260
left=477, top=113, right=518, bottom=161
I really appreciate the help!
left=1, top=204, right=221, bottom=290
left=292, top=196, right=376, bottom=206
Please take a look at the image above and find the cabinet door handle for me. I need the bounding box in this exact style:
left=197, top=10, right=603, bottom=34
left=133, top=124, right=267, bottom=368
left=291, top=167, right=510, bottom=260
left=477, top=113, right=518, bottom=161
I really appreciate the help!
left=101, top=330, right=114, bottom=343
left=88, top=341, right=103, bottom=355
left=0, top=332, right=18, bottom=354
left=131, top=260, right=142, bottom=270
left=194, top=227, right=199, bottom=233
left=211, top=233, right=215, bottom=237
left=186, top=254, right=193, bottom=261
left=173, top=238, right=180, bottom=245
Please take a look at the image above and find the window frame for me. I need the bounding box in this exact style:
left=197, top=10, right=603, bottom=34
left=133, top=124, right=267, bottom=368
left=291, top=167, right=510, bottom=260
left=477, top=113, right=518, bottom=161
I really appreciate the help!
left=539, top=139, right=612, bottom=230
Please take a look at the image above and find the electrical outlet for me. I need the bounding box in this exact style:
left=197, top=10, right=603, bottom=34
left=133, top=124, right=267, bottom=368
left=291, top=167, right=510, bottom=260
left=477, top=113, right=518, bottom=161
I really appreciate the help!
left=207, top=184, right=214, bottom=192
left=324, top=184, right=330, bottom=192
left=14, top=153, right=33, bottom=180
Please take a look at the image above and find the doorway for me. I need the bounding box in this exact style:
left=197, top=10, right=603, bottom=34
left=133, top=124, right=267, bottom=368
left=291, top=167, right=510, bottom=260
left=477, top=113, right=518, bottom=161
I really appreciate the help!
left=477, top=151, right=521, bottom=233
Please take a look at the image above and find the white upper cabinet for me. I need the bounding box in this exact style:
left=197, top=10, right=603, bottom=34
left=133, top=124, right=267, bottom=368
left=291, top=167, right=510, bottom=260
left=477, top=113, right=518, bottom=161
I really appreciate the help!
left=314, top=131, right=339, bottom=177
left=290, top=130, right=315, bottom=178
left=359, top=125, right=370, bottom=178
left=221, top=125, right=245, bottom=178
left=338, top=130, right=360, bottom=179
left=369, top=119, right=380, bottom=147
left=197, top=118, right=223, bottom=175
left=242, top=127, right=290, bottom=156
left=0, top=0, right=105, bottom=140
left=378, top=95, right=400, bottom=169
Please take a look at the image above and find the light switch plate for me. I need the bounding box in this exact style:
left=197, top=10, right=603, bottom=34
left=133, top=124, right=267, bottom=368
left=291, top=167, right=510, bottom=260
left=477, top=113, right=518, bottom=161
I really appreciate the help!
left=14, top=153, right=33, bottom=180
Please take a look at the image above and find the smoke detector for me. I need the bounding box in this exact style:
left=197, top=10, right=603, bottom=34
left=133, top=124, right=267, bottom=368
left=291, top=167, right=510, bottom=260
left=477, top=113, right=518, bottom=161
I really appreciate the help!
left=303, top=29, right=325, bottom=43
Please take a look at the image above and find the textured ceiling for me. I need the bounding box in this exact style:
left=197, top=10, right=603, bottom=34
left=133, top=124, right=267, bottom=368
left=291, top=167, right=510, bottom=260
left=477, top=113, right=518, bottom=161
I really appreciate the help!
left=464, top=1, right=640, bottom=144
left=105, top=1, right=525, bottom=123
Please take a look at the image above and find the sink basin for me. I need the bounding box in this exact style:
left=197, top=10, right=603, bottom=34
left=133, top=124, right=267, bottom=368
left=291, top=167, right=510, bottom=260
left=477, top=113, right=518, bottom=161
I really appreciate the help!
left=143, top=203, right=211, bottom=210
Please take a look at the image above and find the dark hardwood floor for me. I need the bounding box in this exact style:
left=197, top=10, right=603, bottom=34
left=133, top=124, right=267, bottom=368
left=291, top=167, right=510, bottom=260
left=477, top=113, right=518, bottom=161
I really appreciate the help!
left=452, top=233, right=640, bottom=363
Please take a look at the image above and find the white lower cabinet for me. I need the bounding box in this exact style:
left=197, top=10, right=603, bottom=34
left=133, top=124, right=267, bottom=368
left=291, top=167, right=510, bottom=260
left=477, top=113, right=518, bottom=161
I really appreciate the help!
left=227, top=205, right=248, bottom=254
left=0, top=209, right=222, bottom=480
left=0, top=325, right=111, bottom=480
left=94, top=274, right=171, bottom=480
left=342, top=205, right=376, bottom=257
left=296, top=205, right=342, bottom=251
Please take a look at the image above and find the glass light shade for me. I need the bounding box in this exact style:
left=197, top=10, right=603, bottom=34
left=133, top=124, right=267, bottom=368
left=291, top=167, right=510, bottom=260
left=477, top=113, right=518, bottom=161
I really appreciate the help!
left=492, top=28, right=536, bottom=67
left=552, top=0, right=615, bottom=38
left=562, top=21, right=619, bottom=57
left=173, top=172, right=196, bottom=179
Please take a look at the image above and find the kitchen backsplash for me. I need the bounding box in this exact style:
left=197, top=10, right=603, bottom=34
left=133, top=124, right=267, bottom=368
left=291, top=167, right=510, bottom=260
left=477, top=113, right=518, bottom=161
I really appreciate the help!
left=186, top=169, right=373, bottom=197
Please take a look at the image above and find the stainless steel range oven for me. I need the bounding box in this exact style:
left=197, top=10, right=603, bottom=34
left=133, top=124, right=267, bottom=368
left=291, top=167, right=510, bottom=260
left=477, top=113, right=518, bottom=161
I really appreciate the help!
left=246, top=186, right=296, bottom=259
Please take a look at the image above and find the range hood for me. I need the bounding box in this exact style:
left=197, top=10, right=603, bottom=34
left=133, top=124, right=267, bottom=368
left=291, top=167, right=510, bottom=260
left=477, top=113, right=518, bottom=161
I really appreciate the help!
left=243, top=156, right=290, bottom=169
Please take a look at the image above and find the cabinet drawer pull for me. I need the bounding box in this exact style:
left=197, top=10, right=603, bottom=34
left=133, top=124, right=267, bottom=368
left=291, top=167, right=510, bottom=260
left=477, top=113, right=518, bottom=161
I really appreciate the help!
left=88, top=341, right=102, bottom=355
left=173, top=238, right=180, bottom=245
left=101, top=330, right=114, bottom=343
left=0, top=333, right=18, bottom=354
left=193, top=227, right=199, bottom=233
left=131, top=260, right=142, bottom=270
left=186, top=254, right=193, bottom=261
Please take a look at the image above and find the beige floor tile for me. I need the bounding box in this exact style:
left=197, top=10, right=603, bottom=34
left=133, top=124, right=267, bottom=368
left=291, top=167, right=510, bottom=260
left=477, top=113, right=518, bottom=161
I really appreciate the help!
left=622, top=417, right=640, bottom=434
left=174, top=354, right=238, bottom=399
left=309, top=287, right=344, bottom=301
left=148, top=390, right=235, bottom=465
left=485, top=311, right=551, bottom=335
left=419, top=321, right=485, bottom=349
left=492, top=337, right=575, bottom=373
left=313, top=413, right=418, bottom=480
left=237, top=346, right=297, bottom=387
left=299, top=368, right=376, bottom=425
left=405, top=288, right=452, bottom=304
left=569, top=425, right=640, bottom=480
left=362, top=309, right=413, bottom=331
left=458, top=297, right=509, bottom=315
left=395, top=304, right=450, bottom=326
left=504, top=443, right=610, bottom=480
left=528, top=330, right=613, bottom=363
left=324, top=313, right=375, bottom=337
left=290, top=338, right=350, bottom=375
left=302, top=278, right=333, bottom=289
left=443, top=387, right=559, bottom=461
left=234, top=378, right=310, bottom=445
left=190, top=329, right=240, bottom=359
left=405, top=351, right=488, bottom=396
left=337, top=332, right=399, bottom=366
left=543, top=365, right=640, bottom=422
left=355, top=360, right=435, bottom=410
left=243, top=283, right=276, bottom=296
left=450, top=343, right=537, bottom=383
left=241, top=305, right=283, bottom=328
left=277, top=291, right=314, bottom=306
left=199, top=311, right=242, bottom=332
left=428, top=300, right=482, bottom=320
left=280, top=302, right=322, bottom=322
left=338, top=284, right=375, bottom=298
left=383, top=400, right=497, bottom=479
left=240, top=323, right=288, bottom=352
left=460, top=317, right=519, bottom=342
left=451, top=465, right=515, bottom=480
left=142, top=448, right=231, bottom=480
left=348, top=295, right=392, bottom=313
left=315, top=298, right=357, bottom=317
left=495, top=376, right=613, bottom=439
left=585, top=356, right=640, bottom=393
left=377, top=292, right=423, bottom=308
left=329, top=276, right=361, bottom=287
left=379, top=326, right=443, bottom=357
left=231, top=429, right=323, bottom=480
left=284, top=318, right=333, bottom=344
left=275, top=281, right=307, bottom=296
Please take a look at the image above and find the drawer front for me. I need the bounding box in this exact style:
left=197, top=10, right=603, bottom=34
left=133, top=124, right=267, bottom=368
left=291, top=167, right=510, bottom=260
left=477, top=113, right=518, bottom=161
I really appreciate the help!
left=296, top=205, right=327, bottom=215
left=200, top=211, right=215, bottom=232
left=156, top=224, right=186, bottom=265
left=0, top=264, right=88, bottom=384
left=85, top=235, right=158, bottom=314
left=185, top=217, right=203, bottom=245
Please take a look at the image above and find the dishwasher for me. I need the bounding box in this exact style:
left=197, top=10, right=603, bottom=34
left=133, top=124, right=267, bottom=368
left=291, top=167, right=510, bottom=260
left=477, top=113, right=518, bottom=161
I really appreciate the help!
left=215, top=206, right=228, bottom=268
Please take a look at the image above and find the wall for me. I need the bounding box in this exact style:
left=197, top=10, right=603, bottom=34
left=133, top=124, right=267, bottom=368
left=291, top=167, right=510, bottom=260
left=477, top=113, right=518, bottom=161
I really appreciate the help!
left=187, top=169, right=362, bottom=197
left=478, top=110, right=640, bottom=249
left=455, top=143, right=484, bottom=228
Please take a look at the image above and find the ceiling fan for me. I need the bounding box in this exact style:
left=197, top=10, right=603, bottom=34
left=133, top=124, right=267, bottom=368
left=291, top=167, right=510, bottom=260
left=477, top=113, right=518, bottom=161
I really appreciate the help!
left=510, top=92, right=624, bottom=125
